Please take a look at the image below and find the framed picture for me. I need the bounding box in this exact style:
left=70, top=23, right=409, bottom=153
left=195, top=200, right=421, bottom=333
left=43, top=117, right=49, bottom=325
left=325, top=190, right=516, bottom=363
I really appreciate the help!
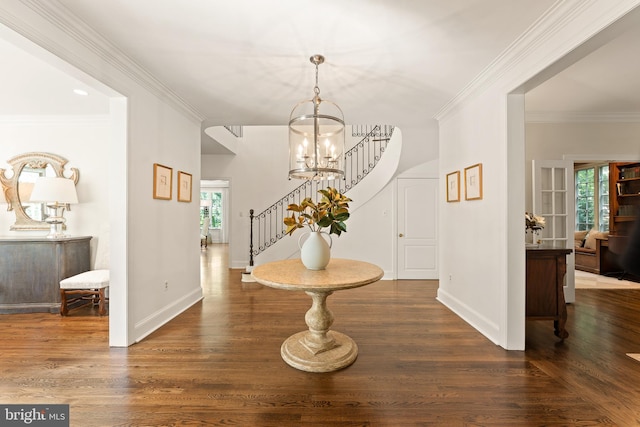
left=464, top=163, right=483, bottom=201
left=153, top=163, right=173, bottom=200
left=177, top=171, right=192, bottom=202
left=446, top=171, right=460, bottom=202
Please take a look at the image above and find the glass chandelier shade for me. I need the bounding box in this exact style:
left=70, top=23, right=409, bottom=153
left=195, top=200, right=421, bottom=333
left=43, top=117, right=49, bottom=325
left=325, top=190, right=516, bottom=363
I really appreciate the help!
left=288, top=55, right=345, bottom=181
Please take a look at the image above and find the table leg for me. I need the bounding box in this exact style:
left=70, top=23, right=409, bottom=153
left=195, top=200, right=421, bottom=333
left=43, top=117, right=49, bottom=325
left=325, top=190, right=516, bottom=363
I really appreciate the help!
left=554, top=258, right=569, bottom=339
left=554, top=307, right=569, bottom=339
left=280, top=290, right=358, bottom=372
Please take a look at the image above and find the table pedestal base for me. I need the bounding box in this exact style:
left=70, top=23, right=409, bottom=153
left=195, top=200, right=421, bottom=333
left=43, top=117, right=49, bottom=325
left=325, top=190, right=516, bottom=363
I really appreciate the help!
left=281, top=330, right=358, bottom=372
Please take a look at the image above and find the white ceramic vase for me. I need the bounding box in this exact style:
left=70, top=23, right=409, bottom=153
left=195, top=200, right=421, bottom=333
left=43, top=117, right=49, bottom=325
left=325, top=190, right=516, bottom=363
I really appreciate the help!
left=298, top=231, right=332, bottom=270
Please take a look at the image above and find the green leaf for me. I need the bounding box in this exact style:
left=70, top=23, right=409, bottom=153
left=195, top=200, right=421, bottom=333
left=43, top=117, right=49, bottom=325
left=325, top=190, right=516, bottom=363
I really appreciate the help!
left=316, top=216, right=332, bottom=228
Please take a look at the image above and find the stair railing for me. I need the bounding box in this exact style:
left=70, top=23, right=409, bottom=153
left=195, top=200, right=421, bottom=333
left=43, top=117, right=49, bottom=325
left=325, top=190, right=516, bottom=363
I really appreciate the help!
left=248, top=125, right=394, bottom=266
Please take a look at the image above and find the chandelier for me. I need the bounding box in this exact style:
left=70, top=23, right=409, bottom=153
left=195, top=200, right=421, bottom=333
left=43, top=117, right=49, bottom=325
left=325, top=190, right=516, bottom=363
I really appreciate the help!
left=288, top=55, right=345, bottom=180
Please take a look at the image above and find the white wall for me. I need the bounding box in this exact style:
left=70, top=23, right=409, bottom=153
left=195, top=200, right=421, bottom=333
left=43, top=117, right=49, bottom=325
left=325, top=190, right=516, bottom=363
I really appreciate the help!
left=437, top=1, right=640, bottom=350
left=126, top=91, right=202, bottom=345
left=524, top=121, right=640, bottom=212
left=1, top=3, right=203, bottom=346
left=0, top=117, right=110, bottom=267
left=438, top=90, right=510, bottom=347
left=396, top=121, right=439, bottom=173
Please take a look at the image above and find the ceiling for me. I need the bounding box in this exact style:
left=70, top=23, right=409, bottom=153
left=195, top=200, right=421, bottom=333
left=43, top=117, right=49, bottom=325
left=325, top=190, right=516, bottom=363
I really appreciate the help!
left=1, top=1, right=639, bottom=151
left=0, top=36, right=109, bottom=115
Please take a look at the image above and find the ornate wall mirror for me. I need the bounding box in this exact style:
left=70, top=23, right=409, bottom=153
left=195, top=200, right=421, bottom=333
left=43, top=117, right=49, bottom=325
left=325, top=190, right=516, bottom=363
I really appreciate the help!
left=0, top=152, right=79, bottom=230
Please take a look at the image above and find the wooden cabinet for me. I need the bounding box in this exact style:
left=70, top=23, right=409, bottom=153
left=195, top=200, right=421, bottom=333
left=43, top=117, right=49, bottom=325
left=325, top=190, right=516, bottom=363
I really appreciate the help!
left=609, top=162, right=640, bottom=235
left=526, top=248, right=572, bottom=339
left=0, top=236, right=91, bottom=314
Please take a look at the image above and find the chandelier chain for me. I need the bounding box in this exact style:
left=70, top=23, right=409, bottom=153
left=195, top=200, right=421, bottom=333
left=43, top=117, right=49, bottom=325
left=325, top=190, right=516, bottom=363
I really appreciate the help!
left=314, top=62, right=320, bottom=96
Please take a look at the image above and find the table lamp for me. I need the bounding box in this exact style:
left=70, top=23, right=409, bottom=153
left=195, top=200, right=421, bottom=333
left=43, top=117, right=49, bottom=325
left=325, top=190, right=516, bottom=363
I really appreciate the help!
left=29, top=177, right=79, bottom=238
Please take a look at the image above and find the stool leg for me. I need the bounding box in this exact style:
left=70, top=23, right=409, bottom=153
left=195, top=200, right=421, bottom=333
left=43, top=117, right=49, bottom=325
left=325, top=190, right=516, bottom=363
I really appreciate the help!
left=98, top=288, right=106, bottom=316
left=60, top=289, right=68, bottom=316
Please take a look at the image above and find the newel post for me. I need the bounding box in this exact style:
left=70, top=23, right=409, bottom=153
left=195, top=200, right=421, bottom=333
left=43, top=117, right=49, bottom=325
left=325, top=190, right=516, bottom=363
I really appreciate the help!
left=249, top=209, right=254, bottom=267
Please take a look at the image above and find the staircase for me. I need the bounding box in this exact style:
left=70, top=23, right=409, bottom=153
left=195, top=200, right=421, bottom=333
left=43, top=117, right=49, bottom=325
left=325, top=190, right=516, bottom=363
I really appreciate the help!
left=242, top=125, right=395, bottom=281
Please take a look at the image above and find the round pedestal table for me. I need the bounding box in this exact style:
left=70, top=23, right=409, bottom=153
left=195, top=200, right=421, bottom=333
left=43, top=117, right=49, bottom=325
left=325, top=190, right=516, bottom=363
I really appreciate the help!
left=251, top=258, right=383, bottom=373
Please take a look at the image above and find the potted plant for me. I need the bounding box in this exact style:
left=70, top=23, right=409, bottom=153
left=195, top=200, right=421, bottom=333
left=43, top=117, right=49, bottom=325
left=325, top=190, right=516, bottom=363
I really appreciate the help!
left=284, top=187, right=351, bottom=236
left=284, top=187, right=351, bottom=269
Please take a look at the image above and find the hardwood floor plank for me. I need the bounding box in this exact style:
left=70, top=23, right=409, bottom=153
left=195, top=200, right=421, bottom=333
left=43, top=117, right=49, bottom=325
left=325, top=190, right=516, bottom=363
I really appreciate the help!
left=1, top=245, right=639, bottom=426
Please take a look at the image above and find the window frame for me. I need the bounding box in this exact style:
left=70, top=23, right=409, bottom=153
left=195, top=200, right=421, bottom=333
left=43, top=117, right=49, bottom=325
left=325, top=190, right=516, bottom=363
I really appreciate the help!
left=574, top=162, right=609, bottom=232
left=200, top=190, right=223, bottom=229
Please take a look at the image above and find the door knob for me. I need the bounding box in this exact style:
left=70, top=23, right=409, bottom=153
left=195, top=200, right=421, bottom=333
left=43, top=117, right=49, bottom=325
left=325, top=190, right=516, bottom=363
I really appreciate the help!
left=399, top=233, right=404, bottom=237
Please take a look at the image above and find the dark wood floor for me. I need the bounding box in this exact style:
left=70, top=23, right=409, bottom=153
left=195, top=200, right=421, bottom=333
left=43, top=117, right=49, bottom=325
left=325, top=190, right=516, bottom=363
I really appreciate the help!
left=1, top=245, right=640, bottom=426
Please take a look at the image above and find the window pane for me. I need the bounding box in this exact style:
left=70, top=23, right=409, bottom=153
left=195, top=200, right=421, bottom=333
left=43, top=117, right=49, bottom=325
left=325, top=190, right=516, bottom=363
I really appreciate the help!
left=211, top=192, right=223, bottom=228
left=554, top=192, right=566, bottom=214
left=540, top=168, right=552, bottom=191
left=575, top=168, right=595, bottom=231
left=200, top=191, right=223, bottom=229
left=554, top=168, right=566, bottom=191
left=554, top=216, right=567, bottom=238
left=541, top=192, right=552, bottom=214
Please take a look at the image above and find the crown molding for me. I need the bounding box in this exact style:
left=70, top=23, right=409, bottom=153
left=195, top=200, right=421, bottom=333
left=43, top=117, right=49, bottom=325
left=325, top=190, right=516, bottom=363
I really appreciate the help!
left=526, top=111, right=640, bottom=123
left=4, top=0, right=205, bottom=123
left=434, top=0, right=640, bottom=121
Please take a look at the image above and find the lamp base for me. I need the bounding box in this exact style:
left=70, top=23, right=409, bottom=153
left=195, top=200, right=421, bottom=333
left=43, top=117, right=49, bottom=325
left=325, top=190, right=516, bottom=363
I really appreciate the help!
left=44, top=205, right=68, bottom=239
left=45, top=218, right=67, bottom=239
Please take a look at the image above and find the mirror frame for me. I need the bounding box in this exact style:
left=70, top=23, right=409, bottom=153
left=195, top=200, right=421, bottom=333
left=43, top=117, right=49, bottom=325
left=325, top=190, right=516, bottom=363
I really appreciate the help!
left=0, top=152, right=79, bottom=230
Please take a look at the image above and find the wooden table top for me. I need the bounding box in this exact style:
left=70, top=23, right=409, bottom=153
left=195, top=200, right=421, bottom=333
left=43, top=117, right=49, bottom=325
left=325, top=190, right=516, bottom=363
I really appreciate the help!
left=251, top=258, right=384, bottom=292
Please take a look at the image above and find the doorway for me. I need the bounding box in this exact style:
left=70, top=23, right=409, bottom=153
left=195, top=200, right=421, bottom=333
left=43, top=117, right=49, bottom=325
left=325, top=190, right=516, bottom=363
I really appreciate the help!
left=397, top=178, right=439, bottom=279
left=200, top=180, right=230, bottom=245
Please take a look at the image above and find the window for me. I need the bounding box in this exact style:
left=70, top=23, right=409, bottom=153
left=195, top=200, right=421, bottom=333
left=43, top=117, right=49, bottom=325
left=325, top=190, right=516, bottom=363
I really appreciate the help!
left=575, top=164, right=609, bottom=232
left=200, top=191, right=223, bottom=229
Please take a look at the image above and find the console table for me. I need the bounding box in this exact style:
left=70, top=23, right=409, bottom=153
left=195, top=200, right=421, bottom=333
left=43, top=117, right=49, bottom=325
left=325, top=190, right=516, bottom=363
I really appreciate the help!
left=526, top=247, right=572, bottom=339
left=0, top=236, right=91, bottom=314
left=251, top=258, right=383, bottom=372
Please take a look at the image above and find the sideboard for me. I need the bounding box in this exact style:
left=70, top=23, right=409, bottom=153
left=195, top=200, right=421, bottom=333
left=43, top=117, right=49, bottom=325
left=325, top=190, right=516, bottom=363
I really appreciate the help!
left=526, top=247, right=572, bottom=339
left=0, top=236, right=91, bottom=314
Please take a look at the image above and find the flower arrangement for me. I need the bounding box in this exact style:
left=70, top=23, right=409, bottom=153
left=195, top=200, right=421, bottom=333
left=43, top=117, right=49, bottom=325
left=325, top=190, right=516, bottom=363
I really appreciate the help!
left=525, top=212, right=545, bottom=245
left=284, top=187, right=351, bottom=236
left=525, top=212, right=546, bottom=230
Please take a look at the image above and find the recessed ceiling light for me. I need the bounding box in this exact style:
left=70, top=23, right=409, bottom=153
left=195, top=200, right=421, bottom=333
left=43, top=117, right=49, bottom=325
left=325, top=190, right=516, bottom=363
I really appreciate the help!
left=73, top=89, right=89, bottom=96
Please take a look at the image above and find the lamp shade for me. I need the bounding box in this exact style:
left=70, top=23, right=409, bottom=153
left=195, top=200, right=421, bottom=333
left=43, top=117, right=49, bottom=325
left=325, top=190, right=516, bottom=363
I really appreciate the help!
left=29, top=177, right=78, bottom=204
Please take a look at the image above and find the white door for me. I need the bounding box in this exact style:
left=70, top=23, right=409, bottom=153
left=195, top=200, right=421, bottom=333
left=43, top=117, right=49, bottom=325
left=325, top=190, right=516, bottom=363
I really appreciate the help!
left=532, top=160, right=575, bottom=303
left=397, top=178, right=438, bottom=279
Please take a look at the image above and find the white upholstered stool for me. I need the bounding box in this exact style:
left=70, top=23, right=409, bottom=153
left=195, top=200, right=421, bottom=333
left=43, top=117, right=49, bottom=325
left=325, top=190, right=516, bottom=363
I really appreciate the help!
left=59, top=269, right=110, bottom=316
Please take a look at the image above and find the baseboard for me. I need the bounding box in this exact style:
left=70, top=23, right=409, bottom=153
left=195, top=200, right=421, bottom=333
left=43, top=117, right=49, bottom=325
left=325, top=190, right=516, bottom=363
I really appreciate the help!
left=133, top=287, right=203, bottom=343
left=436, top=287, right=501, bottom=346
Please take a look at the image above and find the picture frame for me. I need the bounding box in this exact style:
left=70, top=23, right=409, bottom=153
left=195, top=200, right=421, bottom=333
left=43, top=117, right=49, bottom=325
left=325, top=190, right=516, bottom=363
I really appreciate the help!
left=177, top=171, right=192, bottom=203
left=153, top=163, right=173, bottom=200
left=464, top=163, right=483, bottom=201
left=446, top=171, right=460, bottom=202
